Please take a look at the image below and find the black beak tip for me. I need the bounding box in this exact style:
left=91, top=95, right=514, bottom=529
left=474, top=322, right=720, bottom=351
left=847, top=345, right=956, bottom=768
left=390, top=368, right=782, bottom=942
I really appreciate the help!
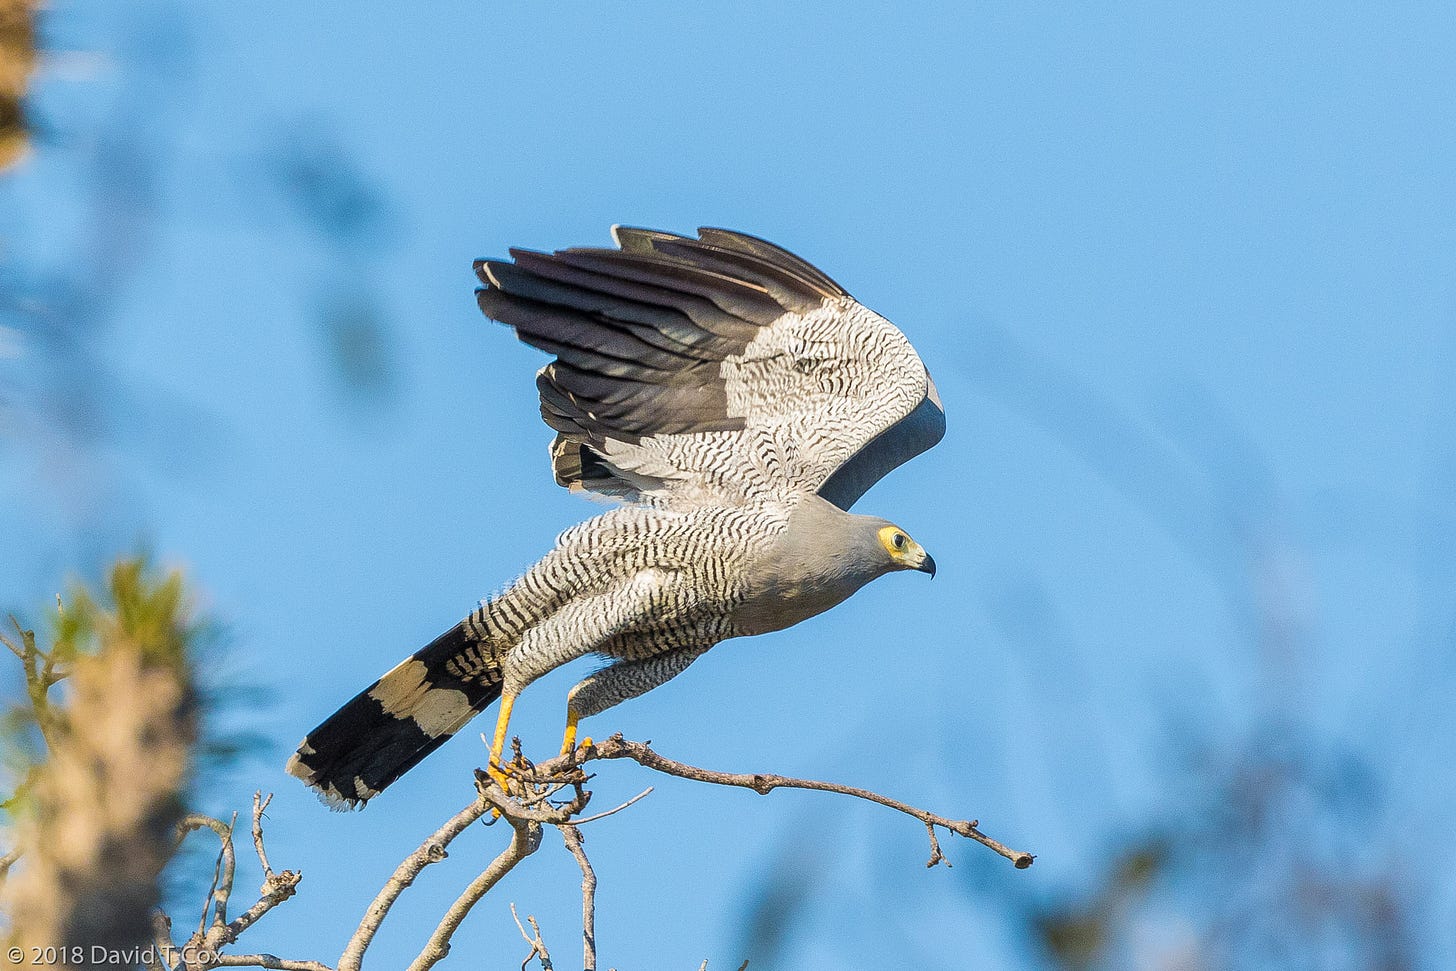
left=920, top=554, right=937, bottom=578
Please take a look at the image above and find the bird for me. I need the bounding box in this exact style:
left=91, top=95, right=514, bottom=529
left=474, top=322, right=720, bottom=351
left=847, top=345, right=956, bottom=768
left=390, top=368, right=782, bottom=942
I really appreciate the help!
left=286, top=226, right=945, bottom=808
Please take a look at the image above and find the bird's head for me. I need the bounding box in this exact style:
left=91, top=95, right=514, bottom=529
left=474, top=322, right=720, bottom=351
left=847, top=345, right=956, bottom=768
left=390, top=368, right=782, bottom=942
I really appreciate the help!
left=873, top=523, right=936, bottom=577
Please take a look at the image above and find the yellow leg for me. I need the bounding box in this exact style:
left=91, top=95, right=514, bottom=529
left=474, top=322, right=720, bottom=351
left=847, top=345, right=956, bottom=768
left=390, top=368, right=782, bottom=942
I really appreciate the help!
left=486, top=691, right=517, bottom=788
left=560, top=704, right=594, bottom=756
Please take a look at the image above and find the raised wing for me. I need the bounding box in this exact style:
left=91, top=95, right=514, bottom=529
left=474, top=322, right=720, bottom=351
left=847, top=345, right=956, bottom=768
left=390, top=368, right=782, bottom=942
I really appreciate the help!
left=474, top=227, right=944, bottom=510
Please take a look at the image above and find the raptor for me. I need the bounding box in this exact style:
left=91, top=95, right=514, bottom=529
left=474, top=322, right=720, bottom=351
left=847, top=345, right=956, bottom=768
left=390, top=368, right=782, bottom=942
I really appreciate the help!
left=288, top=227, right=945, bottom=808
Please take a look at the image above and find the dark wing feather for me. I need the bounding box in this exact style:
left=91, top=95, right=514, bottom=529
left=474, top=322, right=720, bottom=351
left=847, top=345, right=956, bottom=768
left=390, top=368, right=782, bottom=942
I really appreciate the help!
left=475, top=227, right=941, bottom=506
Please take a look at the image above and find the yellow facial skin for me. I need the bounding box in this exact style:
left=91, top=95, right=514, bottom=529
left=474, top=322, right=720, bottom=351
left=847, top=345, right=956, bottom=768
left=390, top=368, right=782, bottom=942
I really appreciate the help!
left=877, top=525, right=937, bottom=575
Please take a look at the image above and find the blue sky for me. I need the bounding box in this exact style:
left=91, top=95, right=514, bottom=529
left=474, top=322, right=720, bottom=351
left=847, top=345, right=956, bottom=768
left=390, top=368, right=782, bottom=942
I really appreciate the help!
left=4, top=2, right=1455, bottom=968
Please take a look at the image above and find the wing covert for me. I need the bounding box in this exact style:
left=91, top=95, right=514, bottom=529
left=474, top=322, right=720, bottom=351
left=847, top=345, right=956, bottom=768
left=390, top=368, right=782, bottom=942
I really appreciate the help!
left=475, top=227, right=944, bottom=509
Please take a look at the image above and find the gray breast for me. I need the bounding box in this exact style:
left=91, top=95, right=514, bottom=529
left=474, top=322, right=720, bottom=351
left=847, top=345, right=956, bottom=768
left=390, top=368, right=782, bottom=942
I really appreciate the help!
left=730, top=496, right=887, bottom=636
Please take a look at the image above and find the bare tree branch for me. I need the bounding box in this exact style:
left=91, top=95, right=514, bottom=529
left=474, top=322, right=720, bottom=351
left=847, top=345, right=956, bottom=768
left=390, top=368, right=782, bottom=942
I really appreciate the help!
left=558, top=825, right=597, bottom=971
left=570, top=786, right=653, bottom=826
left=527, top=735, right=1034, bottom=869
left=151, top=911, right=177, bottom=969
left=336, top=791, right=498, bottom=971
left=177, top=813, right=238, bottom=934
left=0, top=846, right=20, bottom=884
left=405, top=794, right=543, bottom=971
left=163, top=797, right=317, bottom=971
left=152, top=734, right=1025, bottom=971
left=511, top=904, right=554, bottom=971
left=252, top=791, right=277, bottom=877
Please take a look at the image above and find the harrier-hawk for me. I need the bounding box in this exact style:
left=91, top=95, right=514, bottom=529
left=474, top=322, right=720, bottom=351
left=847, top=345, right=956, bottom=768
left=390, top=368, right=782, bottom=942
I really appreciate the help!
left=288, top=227, right=944, bottom=807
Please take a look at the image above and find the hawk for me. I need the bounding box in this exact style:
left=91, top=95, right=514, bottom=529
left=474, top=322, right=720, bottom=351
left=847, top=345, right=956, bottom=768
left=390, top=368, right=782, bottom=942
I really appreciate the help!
left=287, top=227, right=945, bottom=807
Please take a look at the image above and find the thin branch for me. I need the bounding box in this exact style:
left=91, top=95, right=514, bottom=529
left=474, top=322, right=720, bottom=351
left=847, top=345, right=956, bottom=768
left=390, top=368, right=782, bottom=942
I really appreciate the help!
left=142, top=933, right=168, bottom=971
left=0, top=616, right=25, bottom=659
left=251, top=791, right=276, bottom=878
left=222, top=867, right=303, bottom=942
left=0, top=847, right=20, bottom=883
left=511, top=904, right=553, bottom=971
left=152, top=911, right=178, bottom=971
left=569, top=786, right=653, bottom=826
left=531, top=735, right=1034, bottom=869
left=337, top=792, right=496, bottom=971
left=161, top=799, right=314, bottom=971
left=558, top=825, right=596, bottom=971
left=177, top=813, right=238, bottom=933
left=405, top=802, right=543, bottom=971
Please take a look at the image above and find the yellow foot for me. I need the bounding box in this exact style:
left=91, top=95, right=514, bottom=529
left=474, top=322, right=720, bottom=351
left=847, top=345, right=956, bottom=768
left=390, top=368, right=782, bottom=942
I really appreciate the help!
left=559, top=731, right=594, bottom=759
left=486, top=753, right=529, bottom=790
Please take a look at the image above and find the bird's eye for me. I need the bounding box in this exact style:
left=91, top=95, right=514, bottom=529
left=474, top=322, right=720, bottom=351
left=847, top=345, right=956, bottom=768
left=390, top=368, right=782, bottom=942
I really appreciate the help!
left=892, top=532, right=907, bottom=550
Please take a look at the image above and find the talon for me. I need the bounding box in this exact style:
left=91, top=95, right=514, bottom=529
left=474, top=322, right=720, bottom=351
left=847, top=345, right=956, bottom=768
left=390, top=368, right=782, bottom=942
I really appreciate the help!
left=485, top=759, right=516, bottom=818
left=486, top=761, right=514, bottom=788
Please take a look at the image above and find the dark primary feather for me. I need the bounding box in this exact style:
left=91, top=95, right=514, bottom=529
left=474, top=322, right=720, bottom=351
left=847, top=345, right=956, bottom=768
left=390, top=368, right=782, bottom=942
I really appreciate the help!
left=477, top=229, right=816, bottom=479
left=475, top=226, right=935, bottom=504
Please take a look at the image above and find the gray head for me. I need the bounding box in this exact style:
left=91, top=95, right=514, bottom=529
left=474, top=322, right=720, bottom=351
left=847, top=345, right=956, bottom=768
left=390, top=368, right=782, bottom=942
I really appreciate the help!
left=860, top=518, right=936, bottom=578
left=738, top=496, right=936, bottom=637
left=785, top=495, right=936, bottom=584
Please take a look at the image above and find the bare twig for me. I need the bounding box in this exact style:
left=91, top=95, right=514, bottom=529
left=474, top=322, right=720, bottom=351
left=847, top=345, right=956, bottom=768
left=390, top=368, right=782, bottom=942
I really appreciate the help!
left=142, top=928, right=168, bottom=971
left=178, top=813, right=238, bottom=933
left=511, top=904, right=554, bottom=970
left=0, top=846, right=20, bottom=883
left=570, top=786, right=653, bottom=826
left=0, top=616, right=26, bottom=659
left=336, top=791, right=497, bottom=971
left=151, top=911, right=177, bottom=968
left=222, top=867, right=303, bottom=943
left=405, top=794, right=543, bottom=971
left=164, top=799, right=314, bottom=971
left=558, top=825, right=596, bottom=971
left=252, top=791, right=276, bottom=878
left=532, top=735, right=1034, bottom=868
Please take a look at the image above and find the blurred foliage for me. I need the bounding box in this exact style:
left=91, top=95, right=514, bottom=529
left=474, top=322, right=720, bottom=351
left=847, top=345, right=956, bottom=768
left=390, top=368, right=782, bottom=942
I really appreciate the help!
left=0, top=558, right=201, bottom=958
left=0, top=0, right=36, bottom=171
left=265, top=125, right=402, bottom=408
left=1, top=2, right=177, bottom=491
left=1024, top=732, right=1413, bottom=971
left=1032, top=839, right=1170, bottom=971
left=318, top=291, right=398, bottom=406
left=1, top=558, right=199, bottom=816
left=268, top=126, right=395, bottom=247
left=2, top=6, right=403, bottom=597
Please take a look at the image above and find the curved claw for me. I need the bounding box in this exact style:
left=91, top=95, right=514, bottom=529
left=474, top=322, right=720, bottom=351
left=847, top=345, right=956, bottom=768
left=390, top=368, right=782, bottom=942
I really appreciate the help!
left=485, top=761, right=515, bottom=789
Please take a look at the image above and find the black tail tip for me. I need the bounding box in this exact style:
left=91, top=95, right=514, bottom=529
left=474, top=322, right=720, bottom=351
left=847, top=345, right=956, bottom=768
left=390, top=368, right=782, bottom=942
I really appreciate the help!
left=286, top=742, right=376, bottom=811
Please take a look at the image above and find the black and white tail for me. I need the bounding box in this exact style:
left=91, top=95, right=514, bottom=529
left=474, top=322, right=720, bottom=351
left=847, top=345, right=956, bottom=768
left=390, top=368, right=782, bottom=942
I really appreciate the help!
left=286, top=621, right=504, bottom=809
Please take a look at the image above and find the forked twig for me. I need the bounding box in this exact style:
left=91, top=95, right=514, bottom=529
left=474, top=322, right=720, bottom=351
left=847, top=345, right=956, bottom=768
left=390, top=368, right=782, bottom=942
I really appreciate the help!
left=511, top=904, right=554, bottom=971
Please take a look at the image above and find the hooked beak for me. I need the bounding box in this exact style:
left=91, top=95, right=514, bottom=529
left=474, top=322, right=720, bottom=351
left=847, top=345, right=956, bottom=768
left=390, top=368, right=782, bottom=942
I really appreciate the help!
left=915, top=550, right=937, bottom=578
